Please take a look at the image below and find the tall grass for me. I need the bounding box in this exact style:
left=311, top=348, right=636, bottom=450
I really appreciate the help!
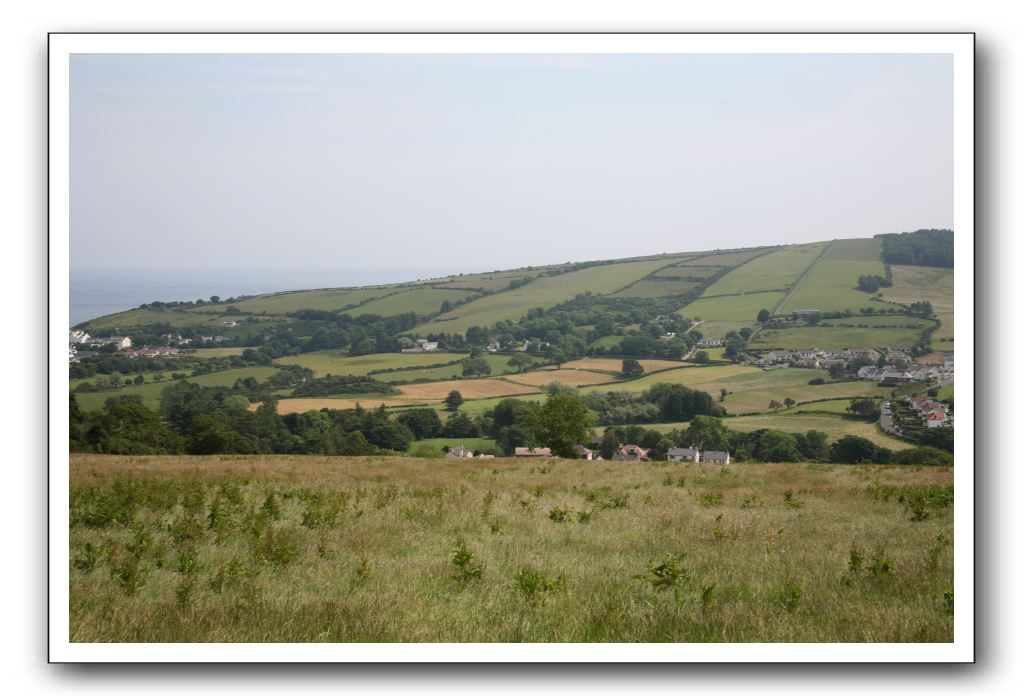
left=69, top=455, right=954, bottom=642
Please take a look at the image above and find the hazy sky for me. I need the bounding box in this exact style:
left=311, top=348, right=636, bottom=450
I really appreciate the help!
left=71, top=53, right=952, bottom=276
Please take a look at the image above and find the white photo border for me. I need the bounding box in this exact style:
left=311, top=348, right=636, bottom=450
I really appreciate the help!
left=49, top=31, right=974, bottom=663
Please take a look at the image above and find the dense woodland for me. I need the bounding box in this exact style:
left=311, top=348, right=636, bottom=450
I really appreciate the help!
left=877, top=229, right=954, bottom=268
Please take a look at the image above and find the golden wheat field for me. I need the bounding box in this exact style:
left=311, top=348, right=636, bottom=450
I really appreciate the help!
left=69, top=454, right=954, bottom=643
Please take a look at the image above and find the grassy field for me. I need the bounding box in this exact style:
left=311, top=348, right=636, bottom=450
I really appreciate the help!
left=202, top=288, right=396, bottom=315
left=560, top=358, right=687, bottom=374
left=346, top=287, right=482, bottom=317
left=698, top=243, right=828, bottom=296
left=69, top=454, right=954, bottom=642
left=779, top=238, right=887, bottom=314
left=751, top=326, right=925, bottom=350
left=612, top=278, right=704, bottom=299
left=580, top=365, right=891, bottom=415
left=80, top=309, right=231, bottom=332
left=74, top=367, right=281, bottom=411
left=189, top=347, right=248, bottom=358
left=373, top=356, right=518, bottom=384
left=406, top=437, right=499, bottom=457
left=681, top=292, right=787, bottom=323
left=416, top=259, right=676, bottom=335
left=397, top=378, right=541, bottom=401
left=677, top=249, right=771, bottom=267
left=504, top=369, right=619, bottom=389
left=277, top=351, right=456, bottom=376
left=885, top=265, right=955, bottom=350
left=270, top=397, right=434, bottom=415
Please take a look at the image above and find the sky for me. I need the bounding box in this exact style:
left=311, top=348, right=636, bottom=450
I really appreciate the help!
left=70, top=53, right=953, bottom=278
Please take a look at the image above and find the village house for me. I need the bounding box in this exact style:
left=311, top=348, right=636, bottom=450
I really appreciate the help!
left=702, top=451, right=731, bottom=465
left=401, top=338, right=440, bottom=354
left=223, top=320, right=239, bottom=328
left=89, top=335, right=133, bottom=350
left=574, top=444, right=593, bottom=460
left=486, top=340, right=501, bottom=353
left=69, top=329, right=90, bottom=344
left=475, top=453, right=495, bottom=459
left=845, top=348, right=881, bottom=362
left=446, top=445, right=474, bottom=459
left=880, top=371, right=914, bottom=386
left=514, top=446, right=552, bottom=457
left=661, top=332, right=676, bottom=340
left=757, top=350, right=792, bottom=366
left=613, top=444, right=648, bottom=461
left=666, top=447, right=700, bottom=462
left=697, top=338, right=723, bottom=348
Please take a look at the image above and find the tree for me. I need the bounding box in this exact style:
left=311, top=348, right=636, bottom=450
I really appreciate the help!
left=465, top=325, right=487, bottom=345
left=757, top=309, right=771, bottom=324
left=693, top=350, right=710, bottom=365
left=461, top=356, right=491, bottom=377
left=796, top=430, right=830, bottom=461
left=684, top=416, right=730, bottom=451
left=828, top=363, right=846, bottom=381
left=531, top=394, right=594, bottom=458
left=621, top=358, right=644, bottom=379
left=546, top=347, right=567, bottom=367
left=755, top=431, right=802, bottom=462
left=444, top=390, right=464, bottom=411
left=739, top=327, right=753, bottom=341
left=783, top=397, right=796, bottom=409
left=508, top=353, right=534, bottom=373
left=397, top=408, right=443, bottom=439
left=599, top=428, right=621, bottom=460
left=719, top=388, right=728, bottom=403
left=830, top=436, right=877, bottom=464
left=769, top=400, right=783, bottom=412
left=846, top=398, right=881, bottom=420
left=210, top=295, right=221, bottom=303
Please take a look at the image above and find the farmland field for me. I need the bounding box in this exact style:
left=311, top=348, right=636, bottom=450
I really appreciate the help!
left=504, top=369, right=619, bottom=389
left=270, top=397, right=433, bottom=415
left=885, top=265, right=955, bottom=350
left=189, top=347, right=247, bottom=358
left=677, top=249, right=772, bottom=267
left=346, top=287, right=482, bottom=317
left=697, top=243, right=828, bottom=296
left=560, top=358, right=687, bottom=374
left=751, top=326, right=925, bottom=350
left=79, top=308, right=232, bottom=332
left=779, top=238, right=887, bottom=314
left=73, top=367, right=281, bottom=411
left=69, top=454, right=954, bottom=642
left=276, top=351, right=476, bottom=377
left=415, top=259, right=676, bottom=335
left=200, top=288, right=395, bottom=315
left=406, top=437, right=499, bottom=457
left=396, top=378, right=540, bottom=401
left=681, top=292, right=787, bottom=323
left=612, top=278, right=704, bottom=299
left=373, top=356, right=518, bottom=384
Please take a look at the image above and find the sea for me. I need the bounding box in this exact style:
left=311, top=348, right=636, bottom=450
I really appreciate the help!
left=69, top=266, right=462, bottom=327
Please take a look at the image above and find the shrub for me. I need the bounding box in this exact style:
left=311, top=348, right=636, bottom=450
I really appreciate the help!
left=637, top=552, right=688, bottom=590
left=451, top=540, right=482, bottom=582
left=699, top=493, right=723, bottom=507
left=515, top=566, right=563, bottom=599
left=775, top=582, right=802, bottom=613
left=548, top=506, right=570, bottom=523
left=252, top=525, right=300, bottom=567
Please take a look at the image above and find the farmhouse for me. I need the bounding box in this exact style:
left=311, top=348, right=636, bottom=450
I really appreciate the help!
left=89, top=335, right=133, bottom=350
left=757, top=350, right=792, bottom=366
left=486, top=341, right=501, bottom=353
left=402, top=338, right=440, bottom=354
left=223, top=320, right=239, bottom=328
left=613, top=444, right=648, bottom=461
left=702, top=451, right=731, bottom=465
left=574, top=444, right=593, bottom=460
left=697, top=338, right=723, bottom=348
left=446, top=445, right=474, bottom=459
left=514, top=447, right=552, bottom=457
left=666, top=447, right=699, bottom=462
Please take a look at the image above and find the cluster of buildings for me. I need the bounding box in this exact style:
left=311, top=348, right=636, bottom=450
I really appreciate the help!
left=483, top=443, right=733, bottom=463
left=856, top=359, right=954, bottom=386
left=69, top=331, right=133, bottom=362
left=906, top=395, right=953, bottom=428
left=665, top=447, right=731, bottom=464
left=697, top=337, right=723, bottom=348
left=446, top=445, right=495, bottom=459
left=757, top=347, right=882, bottom=369
left=401, top=338, right=440, bottom=354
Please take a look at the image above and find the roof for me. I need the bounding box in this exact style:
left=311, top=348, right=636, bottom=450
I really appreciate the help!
left=667, top=447, right=698, bottom=456
left=703, top=451, right=730, bottom=459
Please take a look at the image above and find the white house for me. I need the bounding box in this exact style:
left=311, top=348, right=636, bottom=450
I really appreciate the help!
left=702, top=451, right=731, bottom=465
left=401, top=338, right=440, bottom=354
left=574, top=444, right=593, bottom=460
left=223, top=320, right=239, bottom=328
left=666, top=447, right=699, bottom=462
left=447, top=445, right=474, bottom=458
left=697, top=338, right=723, bottom=348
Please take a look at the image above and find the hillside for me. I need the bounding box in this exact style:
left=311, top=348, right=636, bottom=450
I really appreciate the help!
left=71, top=232, right=954, bottom=457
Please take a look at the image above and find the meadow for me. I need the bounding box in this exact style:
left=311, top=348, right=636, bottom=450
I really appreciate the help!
left=681, top=292, right=787, bottom=324
left=276, top=351, right=514, bottom=380
left=751, top=326, right=924, bottom=350
left=885, top=265, right=955, bottom=351
left=197, top=288, right=395, bottom=314
left=696, top=243, right=828, bottom=296
left=69, top=454, right=954, bottom=642
left=415, top=258, right=677, bottom=335
left=74, top=367, right=281, bottom=411
left=779, top=238, right=887, bottom=314
left=345, top=287, right=482, bottom=317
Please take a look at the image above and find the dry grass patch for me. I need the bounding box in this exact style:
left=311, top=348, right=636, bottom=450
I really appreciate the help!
left=397, top=378, right=540, bottom=400
left=269, top=398, right=437, bottom=414
left=505, top=369, right=618, bottom=388
left=561, top=358, right=686, bottom=374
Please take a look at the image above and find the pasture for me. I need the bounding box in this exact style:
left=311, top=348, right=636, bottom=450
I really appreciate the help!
left=73, top=367, right=281, bottom=412
left=612, top=278, right=704, bottom=299
left=697, top=243, right=828, bottom=296
left=560, top=358, right=686, bottom=374
left=396, top=378, right=541, bottom=401
left=677, top=249, right=772, bottom=267
left=779, top=238, right=887, bottom=314
left=885, top=265, right=955, bottom=349
left=275, top=351, right=513, bottom=378
left=751, top=326, right=925, bottom=350
left=269, top=398, right=432, bottom=415
left=681, top=292, right=786, bottom=324
left=406, top=437, right=499, bottom=457
left=504, top=369, right=619, bottom=389
left=415, top=259, right=676, bottom=335
left=69, top=454, right=954, bottom=642
left=346, top=287, right=482, bottom=317
left=201, top=288, right=395, bottom=315
left=80, top=308, right=229, bottom=332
